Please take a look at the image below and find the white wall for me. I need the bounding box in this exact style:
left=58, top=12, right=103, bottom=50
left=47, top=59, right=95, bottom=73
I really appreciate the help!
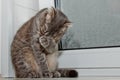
left=1, top=0, right=14, bottom=77
left=39, top=0, right=54, bottom=10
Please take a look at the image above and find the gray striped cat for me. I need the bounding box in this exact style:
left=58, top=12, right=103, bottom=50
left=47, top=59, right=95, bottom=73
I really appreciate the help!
left=11, top=7, right=78, bottom=78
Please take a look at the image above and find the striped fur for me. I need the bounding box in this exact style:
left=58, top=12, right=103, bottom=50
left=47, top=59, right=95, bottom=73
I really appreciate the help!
left=11, top=7, right=78, bottom=78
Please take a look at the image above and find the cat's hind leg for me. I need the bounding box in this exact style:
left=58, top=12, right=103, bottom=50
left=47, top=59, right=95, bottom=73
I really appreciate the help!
left=12, top=47, right=43, bottom=78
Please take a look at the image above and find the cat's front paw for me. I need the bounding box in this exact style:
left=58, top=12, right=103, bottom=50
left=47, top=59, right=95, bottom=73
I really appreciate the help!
left=39, top=36, right=49, bottom=48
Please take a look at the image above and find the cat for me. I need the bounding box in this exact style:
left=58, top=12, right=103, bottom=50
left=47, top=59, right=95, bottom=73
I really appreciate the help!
left=11, top=7, right=78, bottom=78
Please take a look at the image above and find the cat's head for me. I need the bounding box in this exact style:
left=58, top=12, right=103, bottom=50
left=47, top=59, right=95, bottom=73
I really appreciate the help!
left=36, top=7, right=71, bottom=43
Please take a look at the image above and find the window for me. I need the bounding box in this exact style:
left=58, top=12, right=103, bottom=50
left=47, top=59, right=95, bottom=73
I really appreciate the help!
left=55, top=0, right=120, bottom=50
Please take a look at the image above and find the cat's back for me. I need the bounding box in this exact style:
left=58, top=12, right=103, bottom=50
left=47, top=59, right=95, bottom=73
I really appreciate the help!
left=11, top=17, right=34, bottom=54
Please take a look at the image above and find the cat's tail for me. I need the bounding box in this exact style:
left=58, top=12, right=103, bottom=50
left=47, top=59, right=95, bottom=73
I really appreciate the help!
left=57, top=69, right=78, bottom=77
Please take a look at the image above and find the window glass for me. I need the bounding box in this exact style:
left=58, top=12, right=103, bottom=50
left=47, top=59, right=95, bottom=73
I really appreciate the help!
left=59, top=0, right=120, bottom=49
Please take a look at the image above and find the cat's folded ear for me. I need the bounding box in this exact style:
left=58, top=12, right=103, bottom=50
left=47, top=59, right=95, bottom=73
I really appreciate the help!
left=46, top=7, right=56, bottom=23
left=64, top=20, right=72, bottom=27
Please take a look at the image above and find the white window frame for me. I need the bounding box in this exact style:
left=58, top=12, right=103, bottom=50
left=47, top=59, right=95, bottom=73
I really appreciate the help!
left=1, top=0, right=120, bottom=77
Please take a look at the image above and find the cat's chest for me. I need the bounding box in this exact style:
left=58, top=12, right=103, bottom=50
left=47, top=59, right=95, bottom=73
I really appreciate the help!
left=46, top=52, right=59, bottom=72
